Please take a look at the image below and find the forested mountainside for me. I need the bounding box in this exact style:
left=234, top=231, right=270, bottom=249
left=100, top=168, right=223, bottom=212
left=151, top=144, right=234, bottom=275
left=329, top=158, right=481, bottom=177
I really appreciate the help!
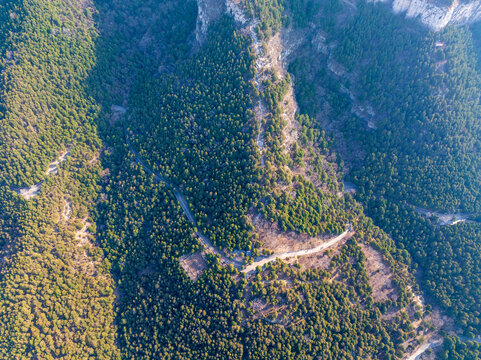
left=100, top=9, right=418, bottom=359
left=264, top=0, right=481, bottom=356
left=0, top=0, right=118, bottom=358
left=1, top=0, right=481, bottom=359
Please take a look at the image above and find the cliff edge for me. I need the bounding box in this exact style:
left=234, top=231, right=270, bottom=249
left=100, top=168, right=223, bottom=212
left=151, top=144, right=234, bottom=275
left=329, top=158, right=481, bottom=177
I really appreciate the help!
left=370, top=0, right=481, bottom=30
left=195, top=0, right=226, bottom=44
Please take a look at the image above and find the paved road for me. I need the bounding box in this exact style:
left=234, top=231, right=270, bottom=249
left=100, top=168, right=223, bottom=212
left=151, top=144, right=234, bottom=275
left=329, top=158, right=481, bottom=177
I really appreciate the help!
left=125, top=132, right=238, bottom=264
left=127, top=133, right=354, bottom=272
left=173, top=189, right=196, bottom=225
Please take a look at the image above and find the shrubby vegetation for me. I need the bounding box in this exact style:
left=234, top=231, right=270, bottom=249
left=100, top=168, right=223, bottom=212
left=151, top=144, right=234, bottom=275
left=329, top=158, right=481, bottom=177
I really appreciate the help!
left=255, top=60, right=350, bottom=240
left=440, top=335, right=481, bottom=359
left=0, top=0, right=100, bottom=187
left=335, top=5, right=481, bottom=214
left=0, top=0, right=431, bottom=358
left=88, top=0, right=198, bottom=107
left=0, top=0, right=122, bottom=358
left=334, top=5, right=481, bottom=335
left=362, top=194, right=481, bottom=334
left=95, top=9, right=417, bottom=358
left=0, top=187, right=119, bottom=359
left=291, top=4, right=481, bottom=214
left=242, top=258, right=410, bottom=360
left=263, top=177, right=347, bottom=236
left=99, top=154, right=414, bottom=358
left=241, top=0, right=320, bottom=38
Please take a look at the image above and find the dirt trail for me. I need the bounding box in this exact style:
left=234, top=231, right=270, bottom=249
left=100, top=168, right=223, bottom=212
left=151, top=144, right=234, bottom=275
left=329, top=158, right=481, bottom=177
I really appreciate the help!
left=76, top=218, right=92, bottom=246
left=405, top=339, right=442, bottom=360
left=242, top=225, right=353, bottom=273
left=15, top=146, right=72, bottom=200
left=62, top=199, right=72, bottom=222
left=414, top=206, right=476, bottom=226
left=46, top=146, right=72, bottom=175
left=402, top=284, right=445, bottom=360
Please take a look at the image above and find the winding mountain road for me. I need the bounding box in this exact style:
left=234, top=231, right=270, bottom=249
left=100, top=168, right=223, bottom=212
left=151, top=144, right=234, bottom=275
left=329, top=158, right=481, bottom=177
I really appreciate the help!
left=242, top=225, right=353, bottom=273
left=126, top=129, right=353, bottom=273
left=120, top=2, right=354, bottom=273
left=124, top=132, right=236, bottom=264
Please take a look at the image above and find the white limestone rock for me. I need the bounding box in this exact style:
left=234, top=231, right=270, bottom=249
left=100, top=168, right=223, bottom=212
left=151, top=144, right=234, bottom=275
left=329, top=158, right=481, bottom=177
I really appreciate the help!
left=369, top=0, right=481, bottom=31
left=195, top=0, right=226, bottom=44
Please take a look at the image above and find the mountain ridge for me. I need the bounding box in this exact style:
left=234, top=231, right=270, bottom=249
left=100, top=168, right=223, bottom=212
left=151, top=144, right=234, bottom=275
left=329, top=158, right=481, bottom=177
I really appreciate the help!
left=371, top=0, right=481, bottom=30
left=195, top=0, right=481, bottom=36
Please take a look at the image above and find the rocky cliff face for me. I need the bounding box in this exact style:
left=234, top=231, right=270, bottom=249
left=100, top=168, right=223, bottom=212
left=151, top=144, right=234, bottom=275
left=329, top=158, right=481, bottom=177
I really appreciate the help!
left=195, top=0, right=481, bottom=43
left=195, top=0, right=225, bottom=44
left=371, top=0, right=481, bottom=30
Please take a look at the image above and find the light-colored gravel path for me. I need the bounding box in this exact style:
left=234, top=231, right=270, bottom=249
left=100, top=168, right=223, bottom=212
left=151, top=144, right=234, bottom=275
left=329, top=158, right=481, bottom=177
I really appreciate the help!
left=242, top=225, right=353, bottom=273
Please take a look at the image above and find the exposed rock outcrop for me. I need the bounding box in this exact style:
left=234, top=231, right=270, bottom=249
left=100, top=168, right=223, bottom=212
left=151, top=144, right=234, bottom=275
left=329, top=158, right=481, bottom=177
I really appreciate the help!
left=371, top=0, right=481, bottom=30
left=200, top=0, right=481, bottom=37
left=195, top=0, right=226, bottom=44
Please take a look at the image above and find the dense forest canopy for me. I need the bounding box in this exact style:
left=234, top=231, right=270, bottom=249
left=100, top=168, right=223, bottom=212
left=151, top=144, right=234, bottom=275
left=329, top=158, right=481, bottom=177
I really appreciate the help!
left=287, top=0, right=481, bottom=345
left=0, top=0, right=480, bottom=358
left=0, top=0, right=119, bottom=357
left=127, top=18, right=260, bottom=251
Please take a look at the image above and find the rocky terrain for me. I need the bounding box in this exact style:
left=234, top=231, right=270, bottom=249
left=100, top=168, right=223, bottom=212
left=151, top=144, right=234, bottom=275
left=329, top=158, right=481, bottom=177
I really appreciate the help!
left=372, top=0, right=481, bottom=30
left=197, top=0, right=481, bottom=35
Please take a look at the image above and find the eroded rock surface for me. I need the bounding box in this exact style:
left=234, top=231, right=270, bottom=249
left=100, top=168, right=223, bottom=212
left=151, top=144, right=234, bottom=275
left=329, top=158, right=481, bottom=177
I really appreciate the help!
left=370, top=0, right=481, bottom=30
left=195, top=0, right=225, bottom=44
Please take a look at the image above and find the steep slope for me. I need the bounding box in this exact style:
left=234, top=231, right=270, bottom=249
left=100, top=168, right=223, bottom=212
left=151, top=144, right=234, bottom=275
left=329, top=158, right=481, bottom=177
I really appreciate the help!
left=94, top=1, right=424, bottom=358
left=128, top=17, right=260, bottom=251
left=373, top=0, right=481, bottom=31
left=333, top=7, right=481, bottom=336
left=281, top=0, right=481, bottom=345
left=0, top=0, right=453, bottom=358
left=239, top=0, right=481, bottom=32
left=0, top=0, right=119, bottom=358
left=0, top=0, right=97, bottom=187
left=195, top=0, right=226, bottom=44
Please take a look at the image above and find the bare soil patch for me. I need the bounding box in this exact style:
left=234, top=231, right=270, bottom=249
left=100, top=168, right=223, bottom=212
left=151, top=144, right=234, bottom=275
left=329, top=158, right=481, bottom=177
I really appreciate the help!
left=297, top=240, right=345, bottom=271
left=16, top=182, right=42, bottom=200
left=46, top=146, right=71, bottom=175
left=435, top=59, right=447, bottom=73
left=62, top=198, right=72, bottom=222
left=282, top=87, right=301, bottom=154
left=360, top=243, right=398, bottom=302
left=76, top=217, right=92, bottom=246
left=179, top=252, right=207, bottom=281
left=255, top=216, right=334, bottom=253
